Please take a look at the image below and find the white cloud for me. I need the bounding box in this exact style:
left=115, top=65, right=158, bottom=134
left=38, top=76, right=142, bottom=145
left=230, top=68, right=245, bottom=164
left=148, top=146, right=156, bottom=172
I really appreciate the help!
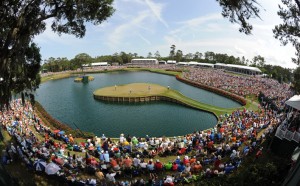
left=171, top=13, right=222, bottom=35
left=144, top=0, right=168, bottom=28
left=107, top=10, right=150, bottom=48
left=234, top=46, right=246, bottom=55
left=138, top=33, right=151, bottom=45
left=33, top=0, right=298, bottom=69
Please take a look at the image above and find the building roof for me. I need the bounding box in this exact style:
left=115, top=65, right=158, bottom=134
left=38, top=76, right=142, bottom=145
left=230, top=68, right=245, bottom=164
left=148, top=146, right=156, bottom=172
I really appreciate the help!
left=131, top=58, right=157, bottom=61
left=197, top=62, right=214, bottom=67
left=167, top=60, right=176, bottom=64
left=215, top=63, right=261, bottom=72
left=82, top=62, right=108, bottom=67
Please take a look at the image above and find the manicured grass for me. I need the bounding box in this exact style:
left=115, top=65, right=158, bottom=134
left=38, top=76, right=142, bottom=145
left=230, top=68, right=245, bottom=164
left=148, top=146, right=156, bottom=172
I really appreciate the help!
left=41, top=68, right=181, bottom=83
left=94, top=83, right=244, bottom=117
left=94, top=83, right=168, bottom=97
left=41, top=73, right=72, bottom=83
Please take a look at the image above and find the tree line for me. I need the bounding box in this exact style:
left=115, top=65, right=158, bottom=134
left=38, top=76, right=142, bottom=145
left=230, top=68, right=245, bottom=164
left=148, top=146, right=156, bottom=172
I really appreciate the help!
left=42, top=48, right=296, bottom=84
left=1, top=0, right=300, bottom=107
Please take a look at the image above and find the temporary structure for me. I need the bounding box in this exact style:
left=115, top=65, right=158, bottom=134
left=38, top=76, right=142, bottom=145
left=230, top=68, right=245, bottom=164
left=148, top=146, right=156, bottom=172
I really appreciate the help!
left=285, top=95, right=300, bottom=110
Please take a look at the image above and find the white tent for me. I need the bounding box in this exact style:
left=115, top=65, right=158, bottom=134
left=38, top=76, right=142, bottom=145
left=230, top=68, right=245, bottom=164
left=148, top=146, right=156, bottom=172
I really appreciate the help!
left=286, top=95, right=300, bottom=110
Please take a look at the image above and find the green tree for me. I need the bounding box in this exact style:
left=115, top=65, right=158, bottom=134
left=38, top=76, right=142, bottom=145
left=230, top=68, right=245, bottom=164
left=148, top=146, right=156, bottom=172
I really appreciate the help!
left=73, top=53, right=92, bottom=70
left=185, top=53, right=194, bottom=60
left=294, top=67, right=300, bottom=93
left=204, top=51, right=215, bottom=61
left=193, top=52, right=200, bottom=60
left=217, top=0, right=300, bottom=64
left=252, top=55, right=265, bottom=67
left=169, top=44, right=176, bottom=59
left=147, top=52, right=153, bottom=58
left=120, top=51, right=131, bottom=64
left=217, top=0, right=261, bottom=35
left=273, top=0, right=300, bottom=65
left=112, top=52, right=123, bottom=64
left=0, top=0, right=114, bottom=108
left=154, top=51, right=161, bottom=59
left=175, top=50, right=183, bottom=62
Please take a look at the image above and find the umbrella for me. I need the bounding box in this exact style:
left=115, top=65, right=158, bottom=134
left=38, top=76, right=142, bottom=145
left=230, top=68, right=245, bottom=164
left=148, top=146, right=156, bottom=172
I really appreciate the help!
left=53, top=129, right=60, bottom=133
left=33, top=159, right=47, bottom=172
left=58, top=130, right=65, bottom=135
left=45, top=162, right=61, bottom=175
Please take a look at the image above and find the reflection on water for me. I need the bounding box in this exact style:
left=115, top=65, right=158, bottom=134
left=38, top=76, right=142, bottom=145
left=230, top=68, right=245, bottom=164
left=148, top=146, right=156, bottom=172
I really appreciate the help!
left=36, top=71, right=240, bottom=137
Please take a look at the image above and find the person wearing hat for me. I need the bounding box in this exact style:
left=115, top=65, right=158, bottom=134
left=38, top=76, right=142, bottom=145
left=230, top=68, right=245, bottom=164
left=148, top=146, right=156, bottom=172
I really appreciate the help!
left=189, top=156, right=196, bottom=165
left=69, top=134, right=74, bottom=144
left=192, top=161, right=202, bottom=173
left=214, top=155, right=222, bottom=170
left=122, top=155, right=132, bottom=169
left=145, top=134, right=150, bottom=142
left=99, top=150, right=105, bottom=163
left=154, top=159, right=163, bottom=174
left=133, top=155, right=141, bottom=168
left=120, top=134, right=125, bottom=144
left=164, top=176, right=174, bottom=186
left=183, top=155, right=190, bottom=165
left=224, top=163, right=235, bottom=174
left=175, top=156, right=181, bottom=164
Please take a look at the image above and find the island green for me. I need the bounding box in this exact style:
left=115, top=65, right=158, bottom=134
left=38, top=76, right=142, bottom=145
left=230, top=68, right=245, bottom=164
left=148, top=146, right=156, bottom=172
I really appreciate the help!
left=93, top=83, right=244, bottom=117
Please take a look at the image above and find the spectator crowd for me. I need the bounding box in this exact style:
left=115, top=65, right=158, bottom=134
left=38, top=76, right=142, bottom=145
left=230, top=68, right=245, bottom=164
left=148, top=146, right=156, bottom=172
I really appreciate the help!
left=1, top=65, right=296, bottom=185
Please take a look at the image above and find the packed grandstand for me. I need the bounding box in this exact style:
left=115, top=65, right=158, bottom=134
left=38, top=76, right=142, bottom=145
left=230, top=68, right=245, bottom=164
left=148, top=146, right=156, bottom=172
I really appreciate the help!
left=1, top=64, right=299, bottom=185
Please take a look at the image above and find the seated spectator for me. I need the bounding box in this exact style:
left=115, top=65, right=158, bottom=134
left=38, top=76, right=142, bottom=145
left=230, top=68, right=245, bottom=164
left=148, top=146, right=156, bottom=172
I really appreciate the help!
left=192, top=161, right=202, bottom=173
left=154, top=159, right=163, bottom=173
left=164, top=161, right=172, bottom=171
left=95, top=169, right=104, bottom=182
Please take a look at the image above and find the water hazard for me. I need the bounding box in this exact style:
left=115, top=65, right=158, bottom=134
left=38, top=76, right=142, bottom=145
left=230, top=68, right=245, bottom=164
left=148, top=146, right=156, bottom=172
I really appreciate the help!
left=35, top=71, right=241, bottom=137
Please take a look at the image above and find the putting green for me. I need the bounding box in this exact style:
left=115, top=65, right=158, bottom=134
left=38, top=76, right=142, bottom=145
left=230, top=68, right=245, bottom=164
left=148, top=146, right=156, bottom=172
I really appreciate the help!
left=93, top=83, right=240, bottom=117
left=94, top=83, right=168, bottom=97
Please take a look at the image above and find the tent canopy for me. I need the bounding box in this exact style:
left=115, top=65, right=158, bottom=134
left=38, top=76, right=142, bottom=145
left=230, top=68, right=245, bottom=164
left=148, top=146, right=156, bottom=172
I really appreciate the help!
left=286, top=95, right=300, bottom=110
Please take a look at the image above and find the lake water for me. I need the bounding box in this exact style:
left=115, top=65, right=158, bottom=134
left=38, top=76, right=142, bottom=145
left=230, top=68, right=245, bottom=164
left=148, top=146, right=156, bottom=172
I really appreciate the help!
left=35, top=71, right=241, bottom=137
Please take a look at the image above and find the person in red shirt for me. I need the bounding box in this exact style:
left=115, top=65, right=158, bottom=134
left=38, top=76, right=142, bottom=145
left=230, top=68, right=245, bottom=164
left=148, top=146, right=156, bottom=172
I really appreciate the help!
left=172, top=162, right=178, bottom=171
left=122, top=156, right=132, bottom=169
left=154, top=159, right=163, bottom=174
left=110, top=158, right=120, bottom=171
left=255, top=147, right=263, bottom=159
left=192, top=161, right=202, bottom=173
left=214, top=155, right=222, bottom=170
left=183, top=156, right=190, bottom=165
left=189, top=156, right=196, bottom=165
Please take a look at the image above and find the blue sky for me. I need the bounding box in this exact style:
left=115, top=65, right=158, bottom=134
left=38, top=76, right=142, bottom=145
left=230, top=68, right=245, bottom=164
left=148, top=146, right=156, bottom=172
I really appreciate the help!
left=34, top=0, right=297, bottom=69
